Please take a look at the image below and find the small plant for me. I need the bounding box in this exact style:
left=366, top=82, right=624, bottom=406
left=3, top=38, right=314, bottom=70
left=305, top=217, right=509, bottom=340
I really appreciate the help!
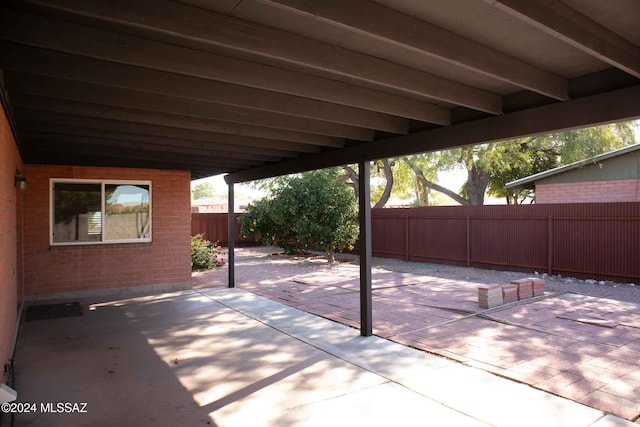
left=191, top=234, right=225, bottom=271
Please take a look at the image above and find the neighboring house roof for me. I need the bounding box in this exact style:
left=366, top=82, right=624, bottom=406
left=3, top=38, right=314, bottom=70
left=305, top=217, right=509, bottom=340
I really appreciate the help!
left=505, top=143, right=640, bottom=189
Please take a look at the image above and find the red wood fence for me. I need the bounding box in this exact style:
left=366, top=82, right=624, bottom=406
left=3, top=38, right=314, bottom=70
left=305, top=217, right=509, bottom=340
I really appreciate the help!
left=192, top=202, right=640, bottom=282
left=369, top=203, right=640, bottom=282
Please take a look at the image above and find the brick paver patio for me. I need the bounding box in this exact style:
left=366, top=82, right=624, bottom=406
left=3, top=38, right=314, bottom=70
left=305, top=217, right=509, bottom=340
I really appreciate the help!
left=194, top=250, right=640, bottom=421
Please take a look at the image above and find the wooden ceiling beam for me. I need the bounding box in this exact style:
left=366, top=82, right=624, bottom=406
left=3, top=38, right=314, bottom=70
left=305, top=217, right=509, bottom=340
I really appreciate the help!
left=23, top=149, right=228, bottom=176
left=484, top=0, right=640, bottom=79
left=6, top=72, right=373, bottom=141
left=15, top=0, right=501, bottom=114
left=24, top=139, right=257, bottom=169
left=0, top=42, right=400, bottom=133
left=263, top=0, right=569, bottom=100
left=21, top=131, right=284, bottom=162
left=10, top=93, right=334, bottom=150
left=0, top=9, right=448, bottom=127
left=226, top=84, right=640, bottom=183
left=14, top=110, right=318, bottom=156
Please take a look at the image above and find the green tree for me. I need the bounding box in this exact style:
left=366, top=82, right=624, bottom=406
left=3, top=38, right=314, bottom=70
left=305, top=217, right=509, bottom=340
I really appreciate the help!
left=239, top=169, right=359, bottom=262
left=402, top=153, right=466, bottom=205
left=400, top=121, right=637, bottom=205
left=265, top=161, right=397, bottom=208
left=489, top=122, right=636, bottom=203
left=341, top=159, right=395, bottom=208
left=486, top=137, right=560, bottom=204
left=248, top=121, right=637, bottom=206
left=191, top=182, right=218, bottom=200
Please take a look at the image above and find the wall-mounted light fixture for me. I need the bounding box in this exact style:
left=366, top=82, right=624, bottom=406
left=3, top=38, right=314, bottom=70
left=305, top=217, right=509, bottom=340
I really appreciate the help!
left=14, top=172, right=26, bottom=190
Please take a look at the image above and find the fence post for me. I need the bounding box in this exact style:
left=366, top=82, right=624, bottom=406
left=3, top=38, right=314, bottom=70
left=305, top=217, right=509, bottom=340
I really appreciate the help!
left=547, top=216, right=553, bottom=276
left=405, top=211, right=409, bottom=262
left=228, top=184, right=235, bottom=289
left=358, top=160, right=372, bottom=337
left=466, top=215, right=471, bottom=267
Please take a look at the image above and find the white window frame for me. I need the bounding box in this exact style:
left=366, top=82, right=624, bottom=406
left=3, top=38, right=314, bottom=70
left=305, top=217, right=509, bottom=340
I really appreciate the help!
left=50, top=178, right=152, bottom=246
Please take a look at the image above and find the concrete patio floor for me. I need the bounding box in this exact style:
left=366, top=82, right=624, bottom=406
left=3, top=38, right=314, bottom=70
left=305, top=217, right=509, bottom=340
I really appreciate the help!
left=193, top=247, right=640, bottom=422
left=10, top=288, right=636, bottom=426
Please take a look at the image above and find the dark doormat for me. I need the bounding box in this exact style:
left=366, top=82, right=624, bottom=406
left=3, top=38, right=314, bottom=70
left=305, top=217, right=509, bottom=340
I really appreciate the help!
left=25, top=302, right=83, bottom=321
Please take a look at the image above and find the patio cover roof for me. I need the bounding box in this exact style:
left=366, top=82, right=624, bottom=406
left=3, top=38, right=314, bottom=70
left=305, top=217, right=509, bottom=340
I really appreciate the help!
left=0, top=0, right=639, bottom=181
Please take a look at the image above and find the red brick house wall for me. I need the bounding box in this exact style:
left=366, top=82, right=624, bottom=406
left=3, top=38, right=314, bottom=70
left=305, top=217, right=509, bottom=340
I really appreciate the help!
left=23, top=165, right=192, bottom=298
left=0, top=103, right=23, bottom=371
left=536, top=179, right=640, bottom=204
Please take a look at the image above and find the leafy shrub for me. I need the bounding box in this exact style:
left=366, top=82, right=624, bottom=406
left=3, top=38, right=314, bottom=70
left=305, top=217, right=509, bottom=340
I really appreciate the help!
left=239, top=169, right=359, bottom=262
left=191, top=234, right=225, bottom=271
left=238, top=197, right=303, bottom=255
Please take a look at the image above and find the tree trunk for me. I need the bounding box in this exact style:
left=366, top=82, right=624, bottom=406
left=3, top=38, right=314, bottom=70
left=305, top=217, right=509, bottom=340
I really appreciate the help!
left=465, top=166, right=489, bottom=205
left=344, top=161, right=393, bottom=208
left=341, top=165, right=359, bottom=199
left=403, top=158, right=470, bottom=205
left=415, top=177, right=429, bottom=206
left=327, top=248, right=336, bottom=263
left=373, top=159, right=394, bottom=208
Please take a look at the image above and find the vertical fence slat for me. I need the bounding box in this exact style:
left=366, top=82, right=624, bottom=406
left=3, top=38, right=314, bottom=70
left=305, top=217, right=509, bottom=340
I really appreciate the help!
left=405, top=211, right=409, bottom=262
left=466, top=215, right=471, bottom=267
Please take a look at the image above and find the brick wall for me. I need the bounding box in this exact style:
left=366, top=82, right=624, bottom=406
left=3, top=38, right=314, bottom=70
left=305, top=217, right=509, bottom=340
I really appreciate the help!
left=0, top=103, right=23, bottom=372
left=537, top=179, right=640, bottom=204
left=23, top=165, right=192, bottom=298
